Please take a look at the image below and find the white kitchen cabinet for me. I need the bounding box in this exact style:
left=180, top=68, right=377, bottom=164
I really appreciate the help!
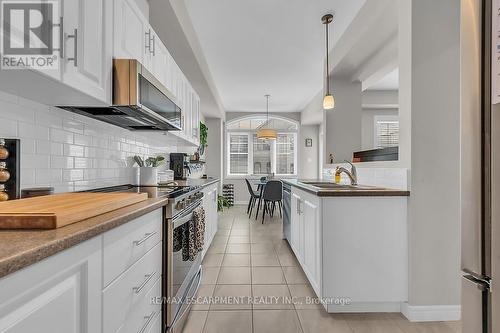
left=290, top=191, right=301, bottom=261
left=113, top=0, right=148, bottom=64
left=202, top=182, right=219, bottom=258
left=301, top=193, right=322, bottom=296
left=0, top=237, right=102, bottom=333
left=62, top=0, right=112, bottom=103
left=0, top=208, right=164, bottom=333
left=290, top=188, right=321, bottom=296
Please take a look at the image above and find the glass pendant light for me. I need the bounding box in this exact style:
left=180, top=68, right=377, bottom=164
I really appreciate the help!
left=257, top=94, right=277, bottom=140
left=322, top=14, right=335, bottom=110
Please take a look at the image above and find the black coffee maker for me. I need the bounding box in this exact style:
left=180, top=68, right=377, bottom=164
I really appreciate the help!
left=169, top=153, right=190, bottom=180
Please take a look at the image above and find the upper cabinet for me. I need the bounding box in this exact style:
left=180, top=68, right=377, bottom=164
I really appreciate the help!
left=113, top=0, right=148, bottom=63
left=113, top=0, right=201, bottom=145
left=0, top=0, right=113, bottom=106
left=62, top=0, right=112, bottom=103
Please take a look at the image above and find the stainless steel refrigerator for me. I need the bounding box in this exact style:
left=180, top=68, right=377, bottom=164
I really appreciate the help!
left=461, top=0, right=500, bottom=332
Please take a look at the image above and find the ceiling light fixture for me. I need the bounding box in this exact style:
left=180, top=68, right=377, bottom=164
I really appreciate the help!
left=322, top=13, right=335, bottom=110
left=257, top=94, right=277, bottom=140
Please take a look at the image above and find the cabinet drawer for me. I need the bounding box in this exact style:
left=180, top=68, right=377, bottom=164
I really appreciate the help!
left=103, top=209, right=162, bottom=286
left=103, top=242, right=162, bottom=333
left=116, top=276, right=162, bottom=333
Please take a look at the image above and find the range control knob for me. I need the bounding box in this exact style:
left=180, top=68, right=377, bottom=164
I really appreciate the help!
left=175, top=200, right=185, bottom=210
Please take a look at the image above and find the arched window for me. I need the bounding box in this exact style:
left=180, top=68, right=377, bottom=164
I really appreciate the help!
left=226, top=115, right=298, bottom=177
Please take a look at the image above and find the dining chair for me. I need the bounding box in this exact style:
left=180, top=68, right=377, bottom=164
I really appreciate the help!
left=245, top=179, right=261, bottom=217
left=259, top=180, right=283, bottom=223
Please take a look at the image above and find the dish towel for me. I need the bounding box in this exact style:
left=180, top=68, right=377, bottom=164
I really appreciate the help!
left=193, top=206, right=206, bottom=253
left=179, top=206, right=206, bottom=261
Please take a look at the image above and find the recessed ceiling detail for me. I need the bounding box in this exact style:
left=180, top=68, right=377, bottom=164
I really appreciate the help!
left=184, top=0, right=366, bottom=112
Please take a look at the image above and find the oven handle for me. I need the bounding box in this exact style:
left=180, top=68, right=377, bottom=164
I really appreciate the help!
left=169, top=266, right=203, bottom=331
left=172, top=201, right=202, bottom=229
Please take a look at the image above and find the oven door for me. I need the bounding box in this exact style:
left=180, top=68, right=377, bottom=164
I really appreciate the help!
left=165, top=201, right=203, bottom=332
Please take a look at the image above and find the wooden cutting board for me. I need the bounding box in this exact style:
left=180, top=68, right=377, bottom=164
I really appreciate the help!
left=0, top=192, right=149, bottom=229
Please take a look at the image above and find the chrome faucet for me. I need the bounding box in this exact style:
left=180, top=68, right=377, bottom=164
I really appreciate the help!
left=335, top=160, right=358, bottom=185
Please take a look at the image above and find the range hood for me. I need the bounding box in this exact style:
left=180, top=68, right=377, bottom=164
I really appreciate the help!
left=58, top=59, right=182, bottom=131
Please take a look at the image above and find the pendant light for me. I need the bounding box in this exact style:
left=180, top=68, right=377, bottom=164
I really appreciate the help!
left=322, top=14, right=335, bottom=110
left=257, top=94, right=277, bottom=140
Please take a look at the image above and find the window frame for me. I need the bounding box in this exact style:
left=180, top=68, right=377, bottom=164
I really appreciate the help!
left=225, top=115, right=299, bottom=178
left=373, top=115, right=399, bottom=149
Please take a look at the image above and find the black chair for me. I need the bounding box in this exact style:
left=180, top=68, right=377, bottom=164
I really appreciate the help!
left=245, top=179, right=261, bottom=217
left=259, top=180, right=283, bottom=223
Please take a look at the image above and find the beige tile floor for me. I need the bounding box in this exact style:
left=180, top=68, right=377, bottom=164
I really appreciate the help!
left=182, top=205, right=462, bottom=333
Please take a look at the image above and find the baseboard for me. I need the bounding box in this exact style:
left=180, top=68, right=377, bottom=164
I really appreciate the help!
left=401, top=303, right=461, bottom=322
left=327, top=302, right=402, bottom=313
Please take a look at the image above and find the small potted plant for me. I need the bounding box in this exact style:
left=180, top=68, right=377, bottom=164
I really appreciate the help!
left=134, top=155, right=165, bottom=186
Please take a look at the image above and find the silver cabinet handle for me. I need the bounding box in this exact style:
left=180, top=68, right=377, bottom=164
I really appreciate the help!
left=133, top=271, right=156, bottom=294
left=151, top=35, right=156, bottom=56
left=67, top=28, right=77, bottom=66
left=52, top=17, right=64, bottom=58
left=133, top=231, right=157, bottom=246
left=145, top=29, right=151, bottom=53
left=138, top=311, right=156, bottom=333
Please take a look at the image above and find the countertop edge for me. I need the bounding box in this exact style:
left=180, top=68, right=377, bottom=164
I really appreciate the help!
left=282, top=179, right=410, bottom=197
left=0, top=198, right=168, bottom=279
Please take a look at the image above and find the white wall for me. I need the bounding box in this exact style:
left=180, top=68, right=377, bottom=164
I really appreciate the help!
left=361, top=108, right=399, bottom=150
left=324, top=78, right=362, bottom=163
left=299, top=125, right=319, bottom=179
left=406, top=0, right=461, bottom=310
left=0, top=90, right=197, bottom=193
left=204, top=117, right=224, bottom=188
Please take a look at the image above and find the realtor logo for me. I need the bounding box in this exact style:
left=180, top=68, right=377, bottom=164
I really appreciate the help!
left=1, top=0, right=59, bottom=69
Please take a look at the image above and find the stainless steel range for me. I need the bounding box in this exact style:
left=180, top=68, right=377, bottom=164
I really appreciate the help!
left=87, top=184, right=204, bottom=333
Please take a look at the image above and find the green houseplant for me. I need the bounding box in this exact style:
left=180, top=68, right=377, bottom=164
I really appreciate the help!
left=217, top=195, right=230, bottom=212
left=198, top=122, right=208, bottom=156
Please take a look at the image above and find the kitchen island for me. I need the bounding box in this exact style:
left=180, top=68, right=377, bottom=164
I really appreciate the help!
left=282, top=179, right=409, bottom=314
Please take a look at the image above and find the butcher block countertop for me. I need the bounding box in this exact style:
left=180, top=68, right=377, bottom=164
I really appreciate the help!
left=0, top=197, right=168, bottom=279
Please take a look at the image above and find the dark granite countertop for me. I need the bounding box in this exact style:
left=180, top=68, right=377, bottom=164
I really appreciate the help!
left=177, top=177, right=220, bottom=188
left=0, top=197, right=168, bottom=279
left=282, top=179, right=410, bottom=197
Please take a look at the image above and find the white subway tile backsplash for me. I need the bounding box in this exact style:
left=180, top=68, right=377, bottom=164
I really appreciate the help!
left=63, top=119, right=85, bottom=134
left=36, top=169, right=63, bottom=184
left=0, top=117, right=18, bottom=137
left=50, top=128, right=74, bottom=143
left=23, top=154, right=50, bottom=169
left=36, top=140, right=51, bottom=155
left=0, top=91, right=185, bottom=193
left=18, top=122, right=49, bottom=140
left=20, top=169, right=36, bottom=186
left=74, top=133, right=92, bottom=146
left=50, top=142, right=64, bottom=155
left=63, top=169, right=84, bottom=182
left=74, top=157, right=92, bottom=169
left=21, top=139, right=36, bottom=155
left=51, top=156, right=74, bottom=169
left=63, top=144, right=85, bottom=157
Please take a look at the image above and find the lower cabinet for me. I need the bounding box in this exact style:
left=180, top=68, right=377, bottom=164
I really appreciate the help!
left=0, top=208, right=164, bottom=333
left=0, top=237, right=103, bottom=333
left=290, top=188, right=322, bottom=298
left=202, top=182, right=219, bottom=258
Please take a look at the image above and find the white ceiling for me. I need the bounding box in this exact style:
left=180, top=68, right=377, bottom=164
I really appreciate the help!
left=184, top=0, right=366, bottom=113
left=364, top=68, right=399, bottom=91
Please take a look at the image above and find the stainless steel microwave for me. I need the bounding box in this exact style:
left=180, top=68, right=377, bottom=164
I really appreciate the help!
left=58, top=59, right=182, bottom=131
